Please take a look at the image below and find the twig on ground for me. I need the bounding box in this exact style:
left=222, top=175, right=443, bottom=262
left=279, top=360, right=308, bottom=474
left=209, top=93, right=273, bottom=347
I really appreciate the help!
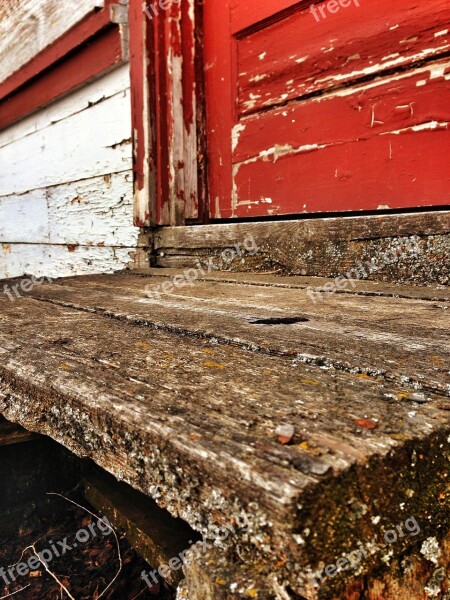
left=47, top=492, right=123, bottom=599
left=30, top=544, right=75, bottom=600
left=0, top=585, right=31, bottom=599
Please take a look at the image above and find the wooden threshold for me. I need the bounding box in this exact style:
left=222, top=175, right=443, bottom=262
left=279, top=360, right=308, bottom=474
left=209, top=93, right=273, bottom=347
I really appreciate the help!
left=153, top=210, right=450, bottom=285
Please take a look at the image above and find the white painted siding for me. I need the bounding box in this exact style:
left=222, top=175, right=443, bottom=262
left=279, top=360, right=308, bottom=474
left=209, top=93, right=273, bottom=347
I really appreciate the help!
left=0, top=64, right=140, bottom=280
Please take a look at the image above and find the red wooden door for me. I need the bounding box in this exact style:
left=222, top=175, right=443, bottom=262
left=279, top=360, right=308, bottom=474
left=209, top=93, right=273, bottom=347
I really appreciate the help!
left=204, top=0, right=450, bottom=219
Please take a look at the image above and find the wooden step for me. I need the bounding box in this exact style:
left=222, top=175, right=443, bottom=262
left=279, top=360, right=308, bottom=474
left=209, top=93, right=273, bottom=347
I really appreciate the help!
left=0, top=272, right=448, bottom=598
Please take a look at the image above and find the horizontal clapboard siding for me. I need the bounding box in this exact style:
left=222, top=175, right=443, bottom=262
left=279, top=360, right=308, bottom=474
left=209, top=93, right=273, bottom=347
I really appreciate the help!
left=0, top=172, right=135, bottom=246
left=0, top=244, right=137, bottom=280
left=0, top=90, right=132, bottom=197
left=0, top=65, right=139, bottom=279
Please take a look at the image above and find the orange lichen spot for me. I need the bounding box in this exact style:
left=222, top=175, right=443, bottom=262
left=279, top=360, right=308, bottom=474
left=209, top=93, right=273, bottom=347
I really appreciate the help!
left=299, top=441, right=322, bottom=456
left=203, top=361, right=225, bottom=369
left=136, top=342, right=151, bottom=350
left=431, top=356, right=444, bottom=365
left=59, top=363, right=72, bottom=371
left=355, top=418, right=378, bottom=430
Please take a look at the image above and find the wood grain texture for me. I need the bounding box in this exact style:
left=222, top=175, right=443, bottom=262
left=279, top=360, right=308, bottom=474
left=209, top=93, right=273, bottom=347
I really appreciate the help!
left=0, top=65, right=138, bottom=279
left=0, top=244, right=139, bottom=279
left=83, top=469, right=198, bottom=587
left=233, top=59, right=450, bottom=217
left=0, top=282, right=448, bottom=597
left=0, top=172, right=137, bottom=246
left=0, top=65, right=130, bottom=149
left=23, top=273, right=450, bottom=397
left=0, top=26, right=126, bottom=131
left=154, top=211, right=450, bottom=285
left=238, top=0, right=450, bottom=115
left=133, top=268, right=450, bottom=302
left=184, top=533, right=450, bottom=599
left=0, top=90, right=132, bottom=197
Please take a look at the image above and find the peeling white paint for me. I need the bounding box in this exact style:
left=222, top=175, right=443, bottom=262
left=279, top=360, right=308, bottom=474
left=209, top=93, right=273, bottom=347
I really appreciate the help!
left=0, top=66, right=137, bottom=279
left=232, top=123, right=246, bottom=153
left=314, top=46, right=450, bottom=87
left=249, top=73, right=269, bottom=83
left=0, top=0, right=103, bottom=84
left=381, top=121, right=449, bottom=135
left=312, top=59, right=450, bottom=100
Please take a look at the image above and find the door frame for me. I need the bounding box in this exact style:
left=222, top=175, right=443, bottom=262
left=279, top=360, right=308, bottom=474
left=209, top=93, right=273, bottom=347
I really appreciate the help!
left=130, top=0, right=207, bottom=227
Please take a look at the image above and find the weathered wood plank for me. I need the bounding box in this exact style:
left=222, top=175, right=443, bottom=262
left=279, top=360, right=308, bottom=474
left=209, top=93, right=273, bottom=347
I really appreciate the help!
left=0, top=172, right=138, bottom=246
left=83, top=468, right=198, bottom=587
left=235, top=60, right=450, bottom=164
left=22, top=273, right=450, bottom=396
left=155, top=212, right=450, bottom=246
left=0, top=416, right=39, bottom=446
left=234, top=128, right=450, bottom=216
left=133, top=268, right=450, bottom=302
left=0, top=65, right=130, bottom=150
left=0, top=292, right=448, bottom=598
left=0, top=245, right=139, bottom=279
left=0, top=90, right=132, bottom=197
left=238, top=0, right=450, bottom=115
left=154, top=212, right=450, bottom=285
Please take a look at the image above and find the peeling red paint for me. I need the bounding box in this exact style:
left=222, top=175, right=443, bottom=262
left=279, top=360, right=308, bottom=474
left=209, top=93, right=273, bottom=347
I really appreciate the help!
left=205, top=0, right=450, bottom=218
left=0, top=25, right=124, bottom=131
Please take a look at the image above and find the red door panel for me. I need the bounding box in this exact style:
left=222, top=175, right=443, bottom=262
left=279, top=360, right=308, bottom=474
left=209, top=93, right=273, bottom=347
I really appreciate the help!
left=204, top=0, right=450, bottom=219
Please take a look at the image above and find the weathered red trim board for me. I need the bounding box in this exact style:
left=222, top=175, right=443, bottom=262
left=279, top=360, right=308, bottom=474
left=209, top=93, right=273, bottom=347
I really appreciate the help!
left=0, top=0, right=126, bottom=131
